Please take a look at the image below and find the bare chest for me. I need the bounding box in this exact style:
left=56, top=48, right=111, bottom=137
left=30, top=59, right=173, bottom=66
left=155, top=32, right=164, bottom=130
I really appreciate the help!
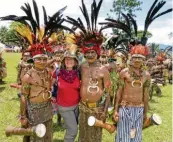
left=124, top=71, right=147, bottom=88
left=29, top=70, right=51, bottom=90
left=81, top=66, right=104, bottom=80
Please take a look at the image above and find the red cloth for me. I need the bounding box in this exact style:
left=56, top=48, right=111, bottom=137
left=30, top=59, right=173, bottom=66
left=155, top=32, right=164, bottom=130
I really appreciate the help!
left=52, top=71, right=80, bottom=107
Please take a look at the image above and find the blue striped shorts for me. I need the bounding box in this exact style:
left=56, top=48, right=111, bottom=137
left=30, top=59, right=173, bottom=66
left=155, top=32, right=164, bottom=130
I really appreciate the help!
left=115, top=106, right=144, bottom=142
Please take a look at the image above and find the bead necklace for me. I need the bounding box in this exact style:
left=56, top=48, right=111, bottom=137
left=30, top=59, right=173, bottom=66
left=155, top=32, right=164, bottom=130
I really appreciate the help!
left=129, top=67, right=143, bottom=88
left=87, top=61, right=100, bottom=95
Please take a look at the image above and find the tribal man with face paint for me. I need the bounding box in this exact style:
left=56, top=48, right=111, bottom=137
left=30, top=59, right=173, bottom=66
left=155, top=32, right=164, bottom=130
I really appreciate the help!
left=0, top=0, right=72, bottom=141
left=65, top=0, right=111, bottom=141
left=113, top=45, right=151, bottom=142
left=20, top=51, right=53, bottom=142
left=17, top=51, right=32, bottom=86
left=78, top=43, right=111, bottom=142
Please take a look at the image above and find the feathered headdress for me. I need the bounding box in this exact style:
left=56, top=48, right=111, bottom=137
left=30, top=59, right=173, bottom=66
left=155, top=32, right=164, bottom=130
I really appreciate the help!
left=102, top=35, right=129, bottom=59
left=130, top=44, right=149, bottom=58
left=100, top=0, right=172, bottom=58
left=156, top=52, right=166, bottom=62
left=50, top=30, right=67, bottom=53
left=65, top=0, right=104, bottom=55
left=0, top=0, right=72, bottom=58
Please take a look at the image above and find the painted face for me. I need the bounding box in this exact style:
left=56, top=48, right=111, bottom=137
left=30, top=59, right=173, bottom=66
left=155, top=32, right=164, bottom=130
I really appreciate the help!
left=76, top=51, right=83, bottom=60
left=147, top=59, right=155, bottom=66
left=116, top=63, right=121, bottom=72
left=23, top=52, right=31, bottom=61
left=131, top=56, right=144, bottom=68
left=157, top=60, right=162, bottom=65
left=85, top=50, right=97, bottom=63
left=76, top=51, right=81, bottom=57
left=99, top=54, right=108, bottom=64
left=34, top=57, right=47, bottom=70
left=65, top=57, right=76, bottom=69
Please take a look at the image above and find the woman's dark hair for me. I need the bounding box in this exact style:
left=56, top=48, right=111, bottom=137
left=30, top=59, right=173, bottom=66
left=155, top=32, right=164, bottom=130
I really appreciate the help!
left=60, top=57, right=79, bottom=70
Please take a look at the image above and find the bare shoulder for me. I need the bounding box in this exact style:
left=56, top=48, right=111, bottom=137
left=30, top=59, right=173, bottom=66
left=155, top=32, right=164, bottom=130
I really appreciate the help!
left=100, top=65, right=109, bottom=73
left=22, top=68, right=33, bottom=83
left=80, top=62, right=87, bottom=68
left=22, top=73, right=30, bottom=83
left=120, top=68, right=129, bottom=77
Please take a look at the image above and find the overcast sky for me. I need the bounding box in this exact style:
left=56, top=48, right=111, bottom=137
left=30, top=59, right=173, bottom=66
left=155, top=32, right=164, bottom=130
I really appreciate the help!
left=0, top=0, right=172, bottom=45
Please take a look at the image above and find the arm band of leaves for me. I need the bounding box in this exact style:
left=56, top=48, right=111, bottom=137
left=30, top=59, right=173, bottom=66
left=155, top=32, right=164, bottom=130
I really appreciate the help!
left=104, top=88, right=110, bottom=96
left=118, top=80, right=125, bottom=87
left=143, top=80, right=151, bottom=88
left=23, top=84, right=31, bottom=89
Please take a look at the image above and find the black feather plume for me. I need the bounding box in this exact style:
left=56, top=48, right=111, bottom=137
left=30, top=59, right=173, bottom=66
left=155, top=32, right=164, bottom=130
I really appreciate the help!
left=127, top=14, right=138, bottom=37
left=32, top=0, right=40, bottom=29
left=49, top=6, right=67, bottom=23
left=94, top=0, right=103, bottom=30
left=121, top=13, right=130, bottom=29
left=42, top=6, right=48, bottom=26
left=80, top=0, right=91, bottom=30
left=143, top=0, right=172, bottom=38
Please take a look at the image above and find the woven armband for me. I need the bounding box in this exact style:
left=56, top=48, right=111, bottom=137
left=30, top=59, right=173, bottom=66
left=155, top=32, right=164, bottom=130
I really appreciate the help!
left=118, top=80, right=125, bottom=87
left=143, top=80, right=151, bottom=88
left=23, top=84, right=31, bottom=89
left=21, top=84, right=31, bottom=96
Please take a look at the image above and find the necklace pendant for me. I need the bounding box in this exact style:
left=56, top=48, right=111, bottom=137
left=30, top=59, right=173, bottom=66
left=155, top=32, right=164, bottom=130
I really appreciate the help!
left=130, top=128, right=136, bottom=138
left=131, top=80, right=143, bottom=88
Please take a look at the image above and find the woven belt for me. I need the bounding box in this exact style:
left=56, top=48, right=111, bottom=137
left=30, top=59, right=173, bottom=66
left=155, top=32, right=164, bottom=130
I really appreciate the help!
left=82, top=101, right=98, bottom=108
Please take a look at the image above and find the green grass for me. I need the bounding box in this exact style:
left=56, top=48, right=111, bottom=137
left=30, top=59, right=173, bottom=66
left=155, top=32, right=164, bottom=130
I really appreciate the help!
left=0, top=53, right=172, bottom=142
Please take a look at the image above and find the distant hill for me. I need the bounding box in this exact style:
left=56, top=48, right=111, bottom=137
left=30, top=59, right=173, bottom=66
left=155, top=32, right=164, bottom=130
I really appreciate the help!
left=159, top=44, right=172, bottom=49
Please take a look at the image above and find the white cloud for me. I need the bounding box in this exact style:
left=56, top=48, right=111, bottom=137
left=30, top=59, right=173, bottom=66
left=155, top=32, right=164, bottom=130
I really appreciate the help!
left=0, top=0, right=82, bottom=19
left=148, top=27, right=172, bottom=45
left=136, top=18, right=172, bottom=45
left=148, top=19, right=172, bottom=45
left=0, top=0, right=109, bottom=25
left=0, top=0, right=172, bottom=45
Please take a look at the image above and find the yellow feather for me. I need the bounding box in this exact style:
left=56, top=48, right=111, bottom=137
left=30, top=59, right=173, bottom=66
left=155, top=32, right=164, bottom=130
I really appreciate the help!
left=66, top=33, right=76, bottom=45
left=65, top=33, right=78, bottom=53
left=50, top=33, right=58, bottom=42
left=15, top=24, right=33, bottom=44
left=38, top=26, right=45, bottom=42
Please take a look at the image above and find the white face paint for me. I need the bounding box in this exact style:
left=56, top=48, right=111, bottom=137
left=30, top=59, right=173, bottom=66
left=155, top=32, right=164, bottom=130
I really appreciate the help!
left=85, top=50, right=98, bottom=63
left=131, top=56, right=144, bottom=68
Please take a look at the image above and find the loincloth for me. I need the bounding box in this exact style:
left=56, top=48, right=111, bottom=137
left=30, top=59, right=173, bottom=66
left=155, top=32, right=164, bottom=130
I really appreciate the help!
left=27, top=101, right=53, bottom=126
left=78, top=102, right=104, bottom=142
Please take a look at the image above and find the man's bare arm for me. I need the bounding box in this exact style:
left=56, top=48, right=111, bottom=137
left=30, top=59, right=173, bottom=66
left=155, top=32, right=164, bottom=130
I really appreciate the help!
left=20, top=74, right=30, bottom=126
left=47, top=59, right=56, bottom=67
left=103, top=67, right=111, bottom=114
left=17, top=63, right=22, bottom=84
left=114, top=85, right=123, bottom=112
left=143, top=72, right=151, bottom=119
left=113, top=69, right=126, bottom=121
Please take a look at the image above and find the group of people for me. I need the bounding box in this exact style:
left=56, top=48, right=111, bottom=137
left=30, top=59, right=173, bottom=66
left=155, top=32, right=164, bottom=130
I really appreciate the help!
left=0, top=0, right=172, bottom=142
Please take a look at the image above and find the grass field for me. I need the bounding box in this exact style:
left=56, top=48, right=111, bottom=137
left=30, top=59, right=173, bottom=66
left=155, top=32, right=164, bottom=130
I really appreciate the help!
left=0, top=53, right=172, bottom=142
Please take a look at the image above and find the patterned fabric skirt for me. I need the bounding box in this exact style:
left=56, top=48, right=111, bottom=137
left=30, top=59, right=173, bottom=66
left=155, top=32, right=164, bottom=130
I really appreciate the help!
left=116, top=106, right=144, bottom=142
left=78, top=102, right=104, bottom=142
